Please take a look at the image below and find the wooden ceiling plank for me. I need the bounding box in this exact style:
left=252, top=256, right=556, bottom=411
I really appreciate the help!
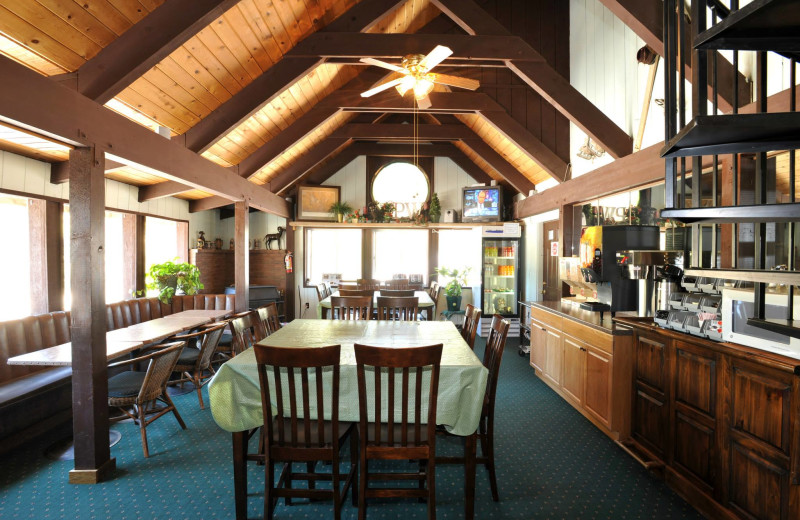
left=211, top=10, right=266, bottom=79
left=597, top=0, right=749, bottom=112
left=298, top=146, right=362, bottom=188
left=196, top=20, right=259, bottom=88
left=155, top=56, right=226, bottom=107
left=142, top=66, right=215, bottom=119
left=125, top=76, right=204, bottom=128
left=69, top=0, right=136, bottom=36
left=221, top=7, right=272, bottom=72
left=114, top=86, right=193, bottom=134
left=237, top=0, right=284, bottom=64
left=76, top=0, right=240, bottom=103
left=33, top=0, right=118, bottom=49
left=0, top=5, right=85, bottom=71
left=432, top=0, right=632, bottom=159
left=177, top=0, right=406, bottom=154
left=461, top=136, right=534, bottom=194
left=0, top=55, right=289, bottom=216
left=106, top=0, right=151, bottom=24
left=183, top=33, right=246, bottom=96
left=3, top=1, right=102, bottom=60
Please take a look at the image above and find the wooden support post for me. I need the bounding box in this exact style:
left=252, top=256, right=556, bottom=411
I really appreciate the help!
left=284, top=223, right=295, bottom=321
left=234, top=201, right=249, bottom=312
left=68, top=146, right=115, bottom=484
left=46, top=201, right=64, bottom=312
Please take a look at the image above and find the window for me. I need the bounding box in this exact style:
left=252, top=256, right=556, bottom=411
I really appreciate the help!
left=372, top=162, right=430, bottom=218
left=0, top=195, right=30, bottom=320
left=144, top=216, right=184, bottom=297
left=63, top=208, right=127, bottom=307
left=373, top=229, right=428, bottom=283
left=305, top=228, right=362, bottom=283
left=437, top=229, right=482, bottom=286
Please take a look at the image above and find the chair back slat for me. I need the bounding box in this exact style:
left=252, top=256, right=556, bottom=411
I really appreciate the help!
left=461, top=304, right=482, bottom=351
left=254, top=344, right=341, bottom=451
left=354, top=343, right=442, bottom=448
left=379, top=289, right=414, bottom=297
left=257, top=303, right=282, bottom=336
left=384, top=279, right=409, bottom=289
left=357, top=279, right=381, bottom=290
left=376, top=296, right=419, bottom=321
left=338, top=289, right=375, bottom=297
left=230, top=311, right=265, bottom=354
left=330, top=295, right=372, bottom=320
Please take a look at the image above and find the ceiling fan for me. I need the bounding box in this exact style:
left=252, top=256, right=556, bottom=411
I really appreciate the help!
left=359, top=45, right=480, bottom=109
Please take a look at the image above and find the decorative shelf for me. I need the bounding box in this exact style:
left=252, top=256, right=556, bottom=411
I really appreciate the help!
left=683, top=268, right=800, bottom=286
left=288, top=221, right=503, bottom=229
left=661, top=113, right=800, bottom=158
left=694, top=0, right=800, bottom=61
left=747, top=318, right=800, bottom=340
left=660, top=203, right=800, bottom=223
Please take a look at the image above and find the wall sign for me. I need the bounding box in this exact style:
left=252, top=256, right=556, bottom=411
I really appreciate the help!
left=551, top=241, right=559, bottom=256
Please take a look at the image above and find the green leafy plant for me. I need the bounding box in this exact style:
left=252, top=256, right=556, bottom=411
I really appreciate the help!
left=428, top=192, right=441, bottom=223
left=146, top=259, right=204, bottom=304
left=329, top=200, right=354, bottom=221
left=434, top=266, right=471, bottom=297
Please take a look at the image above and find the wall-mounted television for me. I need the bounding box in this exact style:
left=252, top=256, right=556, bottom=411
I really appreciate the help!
left=462, top=186, right=504, bottom=223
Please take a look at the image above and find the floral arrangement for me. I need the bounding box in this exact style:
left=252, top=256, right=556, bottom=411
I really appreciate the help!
left=367, top=201, right=397, bottom=222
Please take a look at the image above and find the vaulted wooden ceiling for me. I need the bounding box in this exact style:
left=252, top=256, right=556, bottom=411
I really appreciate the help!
left=0, top=0, right=635, bottom=214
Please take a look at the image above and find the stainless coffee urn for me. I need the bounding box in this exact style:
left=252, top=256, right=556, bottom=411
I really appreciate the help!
left=616, top=250, right=684, bottom=316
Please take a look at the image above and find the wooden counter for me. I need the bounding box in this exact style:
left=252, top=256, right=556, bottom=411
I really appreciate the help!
left=522, top=300, right=634, bottom=440
left=614, top=316, right=800, bottom=520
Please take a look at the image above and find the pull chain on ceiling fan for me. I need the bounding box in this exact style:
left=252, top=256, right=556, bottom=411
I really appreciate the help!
left=359, top=45, right=480, bottom=109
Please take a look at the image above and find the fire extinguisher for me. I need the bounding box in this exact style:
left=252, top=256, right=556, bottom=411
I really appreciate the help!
left=284, top=251, right=293, bottom=273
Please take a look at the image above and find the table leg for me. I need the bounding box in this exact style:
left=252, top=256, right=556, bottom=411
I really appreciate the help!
left=233, top=431, right=247, bottom=520
left=322, top=307, right=328, bottom=319
left=465, top=431, right=476, bottom=520
left=426, top=307, right=432, bottom=321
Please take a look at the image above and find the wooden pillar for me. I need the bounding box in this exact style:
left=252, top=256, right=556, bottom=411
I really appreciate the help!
left=234, top=200, right=249, bottom=312
left=46, top=201, right=65, bottom=311
left=68, top=146, right=115, bottom=484
left=284, top=223, right=295, bottom=321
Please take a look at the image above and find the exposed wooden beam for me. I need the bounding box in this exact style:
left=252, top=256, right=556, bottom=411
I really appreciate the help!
left=0, top=56, right=290, bottom=217
left=76, top=0, right=240, bottom=103
left=266, top=138, right=353, bottom=193
left=596, top=0, right=750, bottom=112
left=514, top=143, right=664, bottom=219
left=189, top=195, right=229, bottom=213
left=176, top=0, right=406, bottom=154
left=446, top=147, right=496, bottom=187
left=460, top=137, right=536, bottom=194
left=298, top=147, right=364, bottom=188
left=432, top=0, right=633, bottom=159
left=288, top=33, right=540, bottom=61
left=330, top=123, right=473, bottom=140
left=49, top=158, right=127, bottom=184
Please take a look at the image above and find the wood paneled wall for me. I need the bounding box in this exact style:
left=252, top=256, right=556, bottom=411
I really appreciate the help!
left=190, top=249, right=287, bottom=297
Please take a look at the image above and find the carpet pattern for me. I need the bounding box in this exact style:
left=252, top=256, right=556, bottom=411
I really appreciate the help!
left=0, top=337, right=703, bottom=519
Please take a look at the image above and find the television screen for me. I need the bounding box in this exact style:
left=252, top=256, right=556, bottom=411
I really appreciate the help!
left=462, top=187, right=502, bottom=221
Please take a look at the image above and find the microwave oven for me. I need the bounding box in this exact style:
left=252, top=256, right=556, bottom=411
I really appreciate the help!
left=720, top=288, right=800, bottom=360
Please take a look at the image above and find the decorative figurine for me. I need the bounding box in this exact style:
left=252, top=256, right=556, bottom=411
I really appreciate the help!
left=265, top=226, right=285, bottom=250
left=230, top=238, right=235, bottom=250
left=214, top=237, right=223, bottom=250
left=196, top=231, right=206, bottom=249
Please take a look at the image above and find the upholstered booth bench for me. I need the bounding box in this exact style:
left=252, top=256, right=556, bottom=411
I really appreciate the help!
left=0, top=294, right=234, bottom=454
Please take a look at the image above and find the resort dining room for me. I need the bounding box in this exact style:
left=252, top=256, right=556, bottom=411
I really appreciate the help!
left=1, top=0, right=799, bottom=519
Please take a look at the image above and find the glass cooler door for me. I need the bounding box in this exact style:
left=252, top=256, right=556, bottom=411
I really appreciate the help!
left=482, top=238, right=520, bottom=318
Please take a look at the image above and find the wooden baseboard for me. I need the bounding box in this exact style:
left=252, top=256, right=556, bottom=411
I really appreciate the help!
left=665, top=467, right=738, bottom=520
left=68, top=457, right=116, bottom=484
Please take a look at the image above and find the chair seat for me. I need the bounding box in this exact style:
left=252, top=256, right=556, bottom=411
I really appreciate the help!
left=108, top=371, right=146, bottom=398
left=271, top=420, right=354, bottom=447
left=176, top=347, right=200, bottom=365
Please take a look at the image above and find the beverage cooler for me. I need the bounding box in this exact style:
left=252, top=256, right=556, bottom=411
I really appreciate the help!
left=480, top=224, right=522, bottom=337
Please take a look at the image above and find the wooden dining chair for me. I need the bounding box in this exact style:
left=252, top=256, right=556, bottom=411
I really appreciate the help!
left=316, top=283, right=329, bottom=302
left=339, top=289, right=375, bottom=297
left=230, top=310, right=267, bottom=355
left=379, top=289, right=415, bottom=297
left=461, top=304, right=482, bottom=351
left=428, top=282, right=439, bottom=300
left=438, top=314, right=509, bottom=502
left=376, top=296, right=419, bottom=321
left=168, top=321, right=228, bottom=409
left=338, top=283, right=360, bottom=291
left=354, top=343, right=442, bottom=520
left=357, top=279, right=381, bottom=290
left=330, top=296, right=372, bottom=320
left=107, top=341, right=187, bottom=458
left=254, top=343, right=357, bottom=520
left=384, top=279, right=409, bottom=289
left=257, top=302, right=282, bottom=336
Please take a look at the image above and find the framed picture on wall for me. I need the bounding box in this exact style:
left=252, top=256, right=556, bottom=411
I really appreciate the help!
left=297, top=185, right=340, bottom=221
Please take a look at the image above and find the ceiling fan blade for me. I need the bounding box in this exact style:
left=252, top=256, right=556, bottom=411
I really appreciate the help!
left=360, top=78, right=404, bottom=97
left=359, top=57, right=406, bottom=73
left=431, top=73, right=480, bottom=91
left=416, top=94, right=432, bottom=110
left=419, top=45, right=453, bottom=72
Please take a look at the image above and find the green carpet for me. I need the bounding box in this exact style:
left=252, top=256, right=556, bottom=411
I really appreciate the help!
left=0, top=336, right=702, bottom=519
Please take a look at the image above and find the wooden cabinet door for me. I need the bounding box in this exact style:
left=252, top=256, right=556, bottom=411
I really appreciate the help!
left=561, top=335, right=584, bottom=405
left=632, top=333, right=669, bottom=460
left=543, top=327, right=563, bottom=387
left=530, top=319, right=547, bottom=372
left=584, top=344, right=612, bottom=429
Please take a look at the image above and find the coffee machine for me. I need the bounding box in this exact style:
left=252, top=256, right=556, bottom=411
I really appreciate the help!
left=616, top=250, right=684, bottom=316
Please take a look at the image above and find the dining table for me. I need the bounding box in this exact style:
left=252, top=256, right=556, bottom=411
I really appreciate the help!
left=318, top=290, right=436, bottom=320
left=7, top=309, right=232, bottom=366
left=208, top=318, right=488, bottom=520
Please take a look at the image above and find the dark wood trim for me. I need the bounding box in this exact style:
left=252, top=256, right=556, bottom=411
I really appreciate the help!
left=330, top=123, right=474, bottom=141
left=234, top=201, right=249, bottom=312
left=266, top=138, right=353, bottom=193
left=28, top=198, right=48, bottom=315
left=285, top=229, right=295, bottom=321
left=45, top=200, right=64, bottom=312
left=0, top=56, right=289, bottom=217
left=68, top=146, right=114, bottom=479
left=460, top=137, right=536, bottom=193
left=431, top=0, right=633, bottom=159
left=76, top=0, right=241, bottom=103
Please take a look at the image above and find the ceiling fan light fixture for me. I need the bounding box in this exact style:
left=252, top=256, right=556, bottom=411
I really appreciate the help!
left=396, top=75, right=416, bottom=96
left=413, top=77, right=434, bottom=100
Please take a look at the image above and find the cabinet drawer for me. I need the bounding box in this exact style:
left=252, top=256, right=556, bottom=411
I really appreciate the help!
left=562, top=318, right=613, bottom=353
left=531, top=307, right=562, bottom=329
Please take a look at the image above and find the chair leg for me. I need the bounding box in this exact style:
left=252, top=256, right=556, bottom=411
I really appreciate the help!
left=265, top=459, right=275, bottom=520
left=137, top=403, right=150, bottom=458
left=350, top=427, right=359, bottom=506
left=485, top=417, right=499, bottom=502
left=193, top=371, right=205, bottom=409
left=163, top=392, right=187, bottom=429
left=285, top=462, right=293, bottom=506
left=332, top=456, right=341, bottom=520
left=358, top=456, right=367, bottom=520
left=427, top=455, right=436, bottom=520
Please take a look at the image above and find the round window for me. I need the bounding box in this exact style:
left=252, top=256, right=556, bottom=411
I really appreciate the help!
left=371, top=162, right=430, bottom=218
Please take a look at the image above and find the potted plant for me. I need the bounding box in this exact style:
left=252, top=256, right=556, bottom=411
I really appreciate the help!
left=329, top=201, right=353, bottom=222
left=434, top=266, right=472, bottom=311
left=146, top=260, right=204, bottom=304
left=429, top=192, right=441, bottom=223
